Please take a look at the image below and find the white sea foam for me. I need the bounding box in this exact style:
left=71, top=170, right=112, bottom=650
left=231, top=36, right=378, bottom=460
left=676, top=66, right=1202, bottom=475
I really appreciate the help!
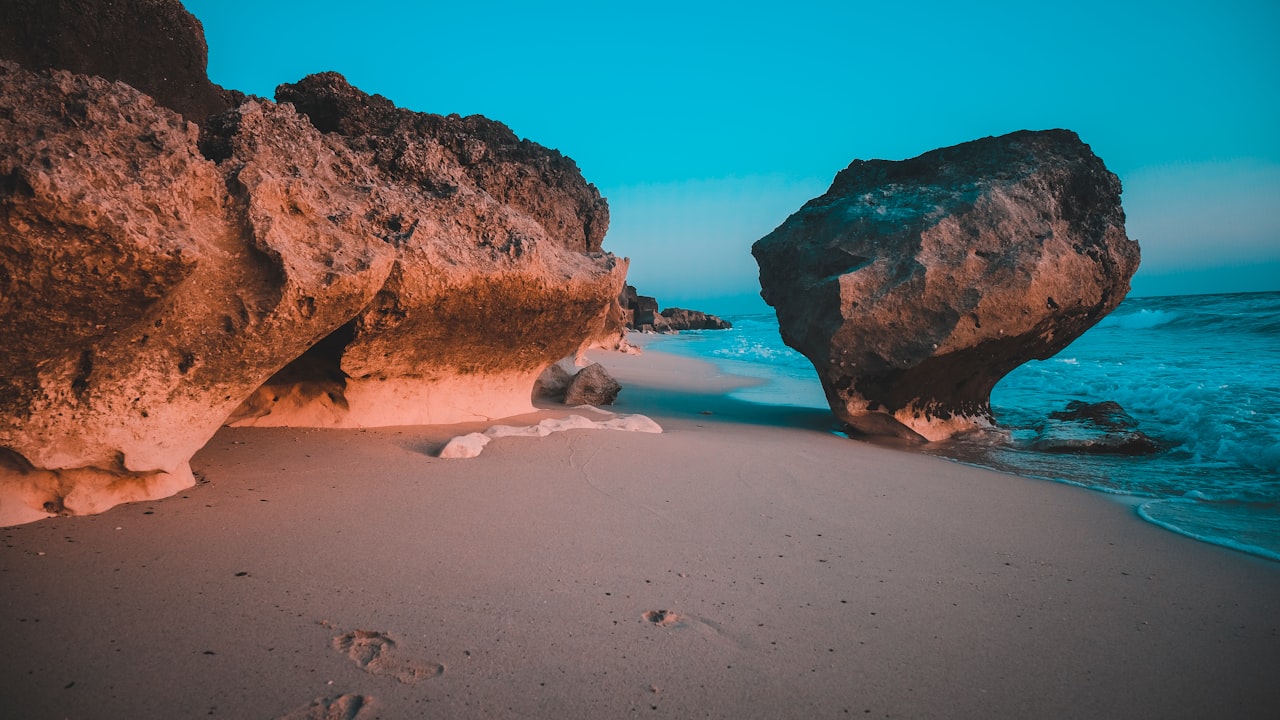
left=1097, top=308, right=1178, bottom=330
left=1138, top=499, right=1280, bottom=562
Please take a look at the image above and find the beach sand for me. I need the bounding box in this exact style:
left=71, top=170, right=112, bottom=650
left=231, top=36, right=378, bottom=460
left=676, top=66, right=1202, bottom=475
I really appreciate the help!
left=2, top=345, right=1278, bottom=719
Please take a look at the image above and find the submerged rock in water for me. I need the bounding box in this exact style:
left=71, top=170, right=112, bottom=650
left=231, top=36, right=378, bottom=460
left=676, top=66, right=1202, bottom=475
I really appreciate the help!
left=1032, top=400, right=1161, bottom=455
left=752, top=130, right=1140, bottom=442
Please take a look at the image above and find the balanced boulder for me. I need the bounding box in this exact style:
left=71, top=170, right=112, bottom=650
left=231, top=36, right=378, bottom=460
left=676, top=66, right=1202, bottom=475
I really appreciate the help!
left=752, top=130, right=1140, bottom=441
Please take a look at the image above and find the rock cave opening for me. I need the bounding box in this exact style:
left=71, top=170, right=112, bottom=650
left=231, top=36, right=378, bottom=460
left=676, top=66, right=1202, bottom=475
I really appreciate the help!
left=225, top=319, right=358, bottom=426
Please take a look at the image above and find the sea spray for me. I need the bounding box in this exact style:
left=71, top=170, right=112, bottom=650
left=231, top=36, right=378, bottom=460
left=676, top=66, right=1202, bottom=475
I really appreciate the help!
left=642, top=291, right=1280, bottom=561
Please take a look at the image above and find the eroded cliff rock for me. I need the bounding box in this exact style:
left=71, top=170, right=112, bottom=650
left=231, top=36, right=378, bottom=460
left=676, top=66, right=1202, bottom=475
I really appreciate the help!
left=228, top=73, right=626, bottom=428
left=0, top=63, right=396, bottom=523
left=0, top=58, right=624, bottom=524
left=0, top=0, right=242, bottom=121
left=752, top=130, right=1139, bottom=441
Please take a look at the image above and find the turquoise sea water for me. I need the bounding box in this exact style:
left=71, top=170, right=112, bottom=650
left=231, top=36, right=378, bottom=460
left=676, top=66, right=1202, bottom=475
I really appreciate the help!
left=644, top=291, right=1280, bottom=562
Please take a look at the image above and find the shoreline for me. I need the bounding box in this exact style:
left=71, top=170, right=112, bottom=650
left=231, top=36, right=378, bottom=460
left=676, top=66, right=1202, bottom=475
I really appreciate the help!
left=2, top=346, right=1278, bottom=719
left=635, top=327, right=1280, bottom=564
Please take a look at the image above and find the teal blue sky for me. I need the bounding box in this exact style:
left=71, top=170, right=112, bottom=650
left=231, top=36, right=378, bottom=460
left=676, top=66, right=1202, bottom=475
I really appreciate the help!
left=185, top=0, right=1279, bottom=313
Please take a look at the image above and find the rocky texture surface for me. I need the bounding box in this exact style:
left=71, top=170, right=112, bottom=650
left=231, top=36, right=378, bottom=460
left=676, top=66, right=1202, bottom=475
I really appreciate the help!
left=226, top=73, right=626, bottom=429
left=1, top=62, right=390, bottom=523
left=753, top=130, right=1140, bottom=441
left=563, top=363, right=623, bottom=407
left=275, top=73, right=608, bottom=254
left=619, top=285, right=731, bottom=332
left=621, top=285, right=663, bottom=330
left=660, top=307, right=732, bottom=331
left=532, top=361, right=576, bottom=403
left=0, top=0, right=242, bottom=122
left=1032, top=401, right=1161, bottom=455
left=0, top=52, right=624, bottom=521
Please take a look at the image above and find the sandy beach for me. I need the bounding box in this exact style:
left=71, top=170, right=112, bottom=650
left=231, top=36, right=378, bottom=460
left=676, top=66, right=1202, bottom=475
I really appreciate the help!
left=2, top=344, right=1278, bottom=720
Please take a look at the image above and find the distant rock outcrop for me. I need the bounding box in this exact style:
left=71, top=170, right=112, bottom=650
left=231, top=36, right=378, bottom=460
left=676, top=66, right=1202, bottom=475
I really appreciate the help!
left=619, top=285, right=732, bottom=332
left=0, top=5, right=625, bottom=524
left=660, top=307, right=732, bottom=331
left=753, top=130, right=1140, bottom=441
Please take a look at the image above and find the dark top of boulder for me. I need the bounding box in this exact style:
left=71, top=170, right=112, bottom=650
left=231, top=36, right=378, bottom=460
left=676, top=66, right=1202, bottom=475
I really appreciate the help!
left=276, top=72, right=609, bottom=253
left=0, top=0, right=242, bottom=122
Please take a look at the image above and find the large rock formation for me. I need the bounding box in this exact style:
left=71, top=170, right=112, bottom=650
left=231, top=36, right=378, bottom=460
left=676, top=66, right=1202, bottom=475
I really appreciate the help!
left=752, top=130, right=1140, bottom=441
left=0, top=5, right=625, bottom=524
left=0, top=0, right=242, bottom=121
left=227, top=73, right=625, bottom=428
left=0, top=62, right=375, bottom=523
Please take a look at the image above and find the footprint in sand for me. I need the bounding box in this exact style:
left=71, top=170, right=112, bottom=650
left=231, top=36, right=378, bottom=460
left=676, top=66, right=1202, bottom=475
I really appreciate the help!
left=641, top=609, right=742, bottom=649
left=275, top=694, right=378, bottom=720
left=332, top=630, right=444, bottom=684
left=642, top=609, right=688, bottom=628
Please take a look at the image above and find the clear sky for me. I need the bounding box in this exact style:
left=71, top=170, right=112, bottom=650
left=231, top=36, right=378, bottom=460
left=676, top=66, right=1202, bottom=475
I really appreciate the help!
left=184, top=0, right=1279, bottom=314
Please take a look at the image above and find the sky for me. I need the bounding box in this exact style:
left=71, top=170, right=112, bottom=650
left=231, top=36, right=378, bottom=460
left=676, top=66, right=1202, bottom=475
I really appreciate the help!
left=184, top=0, right=1279, bottom=314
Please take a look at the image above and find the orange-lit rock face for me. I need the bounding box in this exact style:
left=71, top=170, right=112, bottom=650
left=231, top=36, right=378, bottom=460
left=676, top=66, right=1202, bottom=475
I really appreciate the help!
left=0, top=61, right=623, bottom=524
left=753, top=130, right=1140, bottom=442
left=225, top=73, right=626, bottom=428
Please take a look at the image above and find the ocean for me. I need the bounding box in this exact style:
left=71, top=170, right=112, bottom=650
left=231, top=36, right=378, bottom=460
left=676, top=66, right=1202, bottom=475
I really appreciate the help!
left=644, top=291, right=1280, bottom=562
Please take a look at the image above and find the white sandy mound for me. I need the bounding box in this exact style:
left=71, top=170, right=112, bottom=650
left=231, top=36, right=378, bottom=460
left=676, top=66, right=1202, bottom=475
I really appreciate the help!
left=438, top=413, right=661, bottom=458
left=437, top=433, right=492, bottom=459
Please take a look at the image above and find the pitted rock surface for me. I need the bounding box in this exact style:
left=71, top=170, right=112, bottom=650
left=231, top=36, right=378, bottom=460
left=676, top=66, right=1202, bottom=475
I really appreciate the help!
left=0, top=0, right=242, bottom=122
left=753, top=130, right=1139, bottom=441
left=1, top=55, right=623, bottom=523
